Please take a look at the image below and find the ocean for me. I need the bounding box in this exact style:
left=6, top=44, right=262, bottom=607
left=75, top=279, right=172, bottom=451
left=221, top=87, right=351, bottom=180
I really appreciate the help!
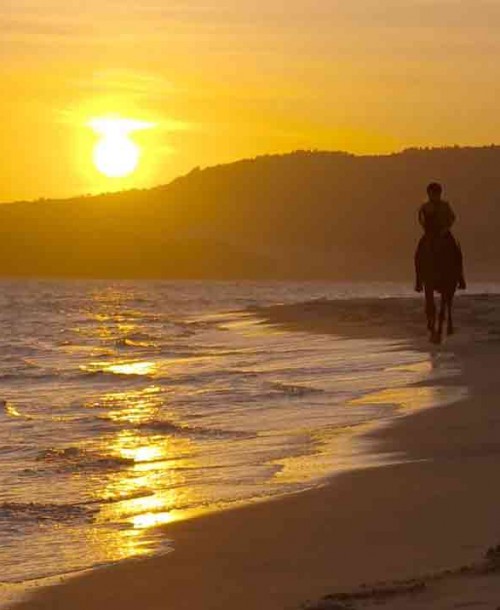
left=0, top=280, right=476, bottom=598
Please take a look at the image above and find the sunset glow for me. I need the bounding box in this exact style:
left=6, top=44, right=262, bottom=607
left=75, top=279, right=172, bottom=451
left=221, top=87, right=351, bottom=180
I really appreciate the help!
left=1, top=0, right=500, bottom=201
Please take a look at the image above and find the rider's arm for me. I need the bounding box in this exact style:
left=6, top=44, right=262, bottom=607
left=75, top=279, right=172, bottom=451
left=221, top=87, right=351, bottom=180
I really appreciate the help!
left=443, top=201, right=456, bottom=230
left=418, top=205, right=426, bottom=229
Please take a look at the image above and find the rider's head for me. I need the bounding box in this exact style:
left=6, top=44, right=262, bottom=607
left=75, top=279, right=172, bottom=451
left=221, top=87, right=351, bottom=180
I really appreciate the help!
left=427, top=182, right=443, bottom=202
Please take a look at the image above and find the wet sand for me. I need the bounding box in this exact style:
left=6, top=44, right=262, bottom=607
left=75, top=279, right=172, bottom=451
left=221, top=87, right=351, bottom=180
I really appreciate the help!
left=10, top=295, right=500, bottom=610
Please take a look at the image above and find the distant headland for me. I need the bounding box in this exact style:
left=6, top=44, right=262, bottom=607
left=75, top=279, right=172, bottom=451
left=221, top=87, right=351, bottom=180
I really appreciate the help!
left=1, top=146, right=499, bottom=280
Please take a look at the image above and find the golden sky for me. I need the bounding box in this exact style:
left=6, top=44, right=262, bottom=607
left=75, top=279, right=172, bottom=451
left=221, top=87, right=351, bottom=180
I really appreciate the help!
left=1, top=0, right=500, bottom=202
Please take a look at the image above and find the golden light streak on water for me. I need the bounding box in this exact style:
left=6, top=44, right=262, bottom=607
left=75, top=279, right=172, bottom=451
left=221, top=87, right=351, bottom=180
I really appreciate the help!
left=79, top=360, right=158, bottom=377
left=106, top=361, right=157, bottom=376
left=6, top=403, right=22, bottom=417
left=87, top=408, right=199, bottom=561
left=132, top=512, right=176, bottom=529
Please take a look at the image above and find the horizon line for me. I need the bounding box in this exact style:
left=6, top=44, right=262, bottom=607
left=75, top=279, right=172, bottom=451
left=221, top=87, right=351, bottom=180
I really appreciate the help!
left=2, top=143, right=500, bottom=207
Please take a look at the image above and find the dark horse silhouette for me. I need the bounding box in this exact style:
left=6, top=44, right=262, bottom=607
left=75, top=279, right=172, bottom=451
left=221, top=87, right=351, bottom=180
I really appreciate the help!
left=420, top=234, right=462, bottom=344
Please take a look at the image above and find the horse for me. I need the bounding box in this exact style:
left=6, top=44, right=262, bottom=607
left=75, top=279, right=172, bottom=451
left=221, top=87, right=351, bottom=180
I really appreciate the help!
left=418, top=234, right=462, bottom=344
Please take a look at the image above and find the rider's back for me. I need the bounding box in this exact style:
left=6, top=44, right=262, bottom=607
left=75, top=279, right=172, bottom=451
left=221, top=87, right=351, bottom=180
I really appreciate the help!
left=419, top=199, right=456, bottom=236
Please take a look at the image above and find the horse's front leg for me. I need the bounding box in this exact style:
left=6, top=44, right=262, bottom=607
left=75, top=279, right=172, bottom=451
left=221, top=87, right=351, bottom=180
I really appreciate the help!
left=425, top=286, right=436, bottom=334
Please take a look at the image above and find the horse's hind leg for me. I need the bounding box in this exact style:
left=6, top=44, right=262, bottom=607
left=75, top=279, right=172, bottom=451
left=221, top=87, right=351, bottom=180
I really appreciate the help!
left=432, top=292, right=446, bottom=344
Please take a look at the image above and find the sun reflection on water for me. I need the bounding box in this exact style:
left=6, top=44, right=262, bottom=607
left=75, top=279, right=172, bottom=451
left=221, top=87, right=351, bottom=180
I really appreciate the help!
left=108, top=361, right=157, bottom=376
left=92, top=386, right=162, bottom=424
left=121, top=444, right=164, bottom=463
left=132, top=512, right=177, bottom=529
left=82, top=384, right=201, bottom=563
left=83, top=360, right=157, bottom=376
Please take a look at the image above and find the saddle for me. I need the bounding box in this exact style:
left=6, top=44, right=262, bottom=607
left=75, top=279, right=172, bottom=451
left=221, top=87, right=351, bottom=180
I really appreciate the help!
left=417, top=232, right=463, bottom=290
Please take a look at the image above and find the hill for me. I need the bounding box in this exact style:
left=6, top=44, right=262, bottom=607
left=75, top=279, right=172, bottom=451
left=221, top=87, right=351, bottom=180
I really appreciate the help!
left=0, top=146, right=499, bottom=280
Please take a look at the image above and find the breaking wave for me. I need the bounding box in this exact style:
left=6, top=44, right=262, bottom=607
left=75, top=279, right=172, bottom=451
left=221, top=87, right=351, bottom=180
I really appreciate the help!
left=36, top=447, right=134, bottom=472
left=0, top=502, right=97, bottom=524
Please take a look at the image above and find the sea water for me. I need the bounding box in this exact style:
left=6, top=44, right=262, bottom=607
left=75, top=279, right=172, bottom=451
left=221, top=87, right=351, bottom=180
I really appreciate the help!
left=0, top=279, right=481, bottom=595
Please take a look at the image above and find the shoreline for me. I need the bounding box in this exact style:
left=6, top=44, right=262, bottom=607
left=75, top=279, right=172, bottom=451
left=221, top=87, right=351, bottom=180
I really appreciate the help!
left=9, top=295, right=500, bottom=610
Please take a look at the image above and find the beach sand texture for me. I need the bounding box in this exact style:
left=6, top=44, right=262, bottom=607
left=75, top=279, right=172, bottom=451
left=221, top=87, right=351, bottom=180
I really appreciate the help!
left=9, top=295, right=500, bottom=610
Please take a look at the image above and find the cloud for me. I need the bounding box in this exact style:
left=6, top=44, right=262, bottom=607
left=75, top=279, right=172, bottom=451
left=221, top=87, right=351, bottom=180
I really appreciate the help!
left=2, top=0, right=500, bottom=74
left=0, top=1, right=228, bottom=52
left=76, top=70, right=177, bottom=98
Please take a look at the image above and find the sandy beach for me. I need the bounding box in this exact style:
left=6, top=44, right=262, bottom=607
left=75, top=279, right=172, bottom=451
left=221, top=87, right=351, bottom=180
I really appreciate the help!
left=9, top=294, right=500, bottom=610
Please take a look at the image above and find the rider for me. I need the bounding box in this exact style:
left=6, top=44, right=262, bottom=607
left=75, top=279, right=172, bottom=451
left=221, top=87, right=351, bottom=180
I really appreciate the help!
left=414, top=182, right=466, bottom=292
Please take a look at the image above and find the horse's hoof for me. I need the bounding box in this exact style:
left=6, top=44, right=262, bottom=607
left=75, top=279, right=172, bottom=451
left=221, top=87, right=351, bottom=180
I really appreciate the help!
left=447, top=327, right=455, bottom=336
left=430, top=332, right=442, bottom=345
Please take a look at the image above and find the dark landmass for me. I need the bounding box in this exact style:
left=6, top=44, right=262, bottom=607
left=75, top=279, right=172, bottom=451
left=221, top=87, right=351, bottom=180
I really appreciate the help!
left=1, top=146, right=499, bottom=279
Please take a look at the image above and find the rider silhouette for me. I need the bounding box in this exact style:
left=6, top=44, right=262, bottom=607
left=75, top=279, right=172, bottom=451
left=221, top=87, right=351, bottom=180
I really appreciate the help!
left=414, top=182, right=466, bottom=292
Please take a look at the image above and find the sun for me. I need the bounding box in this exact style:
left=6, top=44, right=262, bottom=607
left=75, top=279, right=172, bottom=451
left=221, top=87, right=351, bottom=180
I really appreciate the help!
left=88, top=117, right=155, bottom=178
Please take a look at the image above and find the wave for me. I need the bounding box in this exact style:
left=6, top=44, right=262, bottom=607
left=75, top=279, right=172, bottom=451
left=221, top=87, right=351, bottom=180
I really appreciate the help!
left=114, top=338, right=154, bottom=349
left=269, top=382, right=324, bottom=397
left=0, top=502, right=97, bottom=524
left=137, top=418, right=253, bottom=440
left=0, top=400, right=34, bottom=421
left=95, top=489, right=155, bottom=506
left=36, top=447, right=134, bottom=472
left=113, top=332, right=160, bottom=348
left=0, top=371, right=57, bottom=383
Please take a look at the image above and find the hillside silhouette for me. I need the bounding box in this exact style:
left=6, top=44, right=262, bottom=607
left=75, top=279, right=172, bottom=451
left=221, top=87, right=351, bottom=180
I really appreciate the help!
left=0, top=146, right=499, bottom=280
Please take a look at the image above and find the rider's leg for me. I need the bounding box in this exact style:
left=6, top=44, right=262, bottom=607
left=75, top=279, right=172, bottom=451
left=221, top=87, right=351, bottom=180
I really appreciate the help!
left=415, top=236, right=425, bottom=292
